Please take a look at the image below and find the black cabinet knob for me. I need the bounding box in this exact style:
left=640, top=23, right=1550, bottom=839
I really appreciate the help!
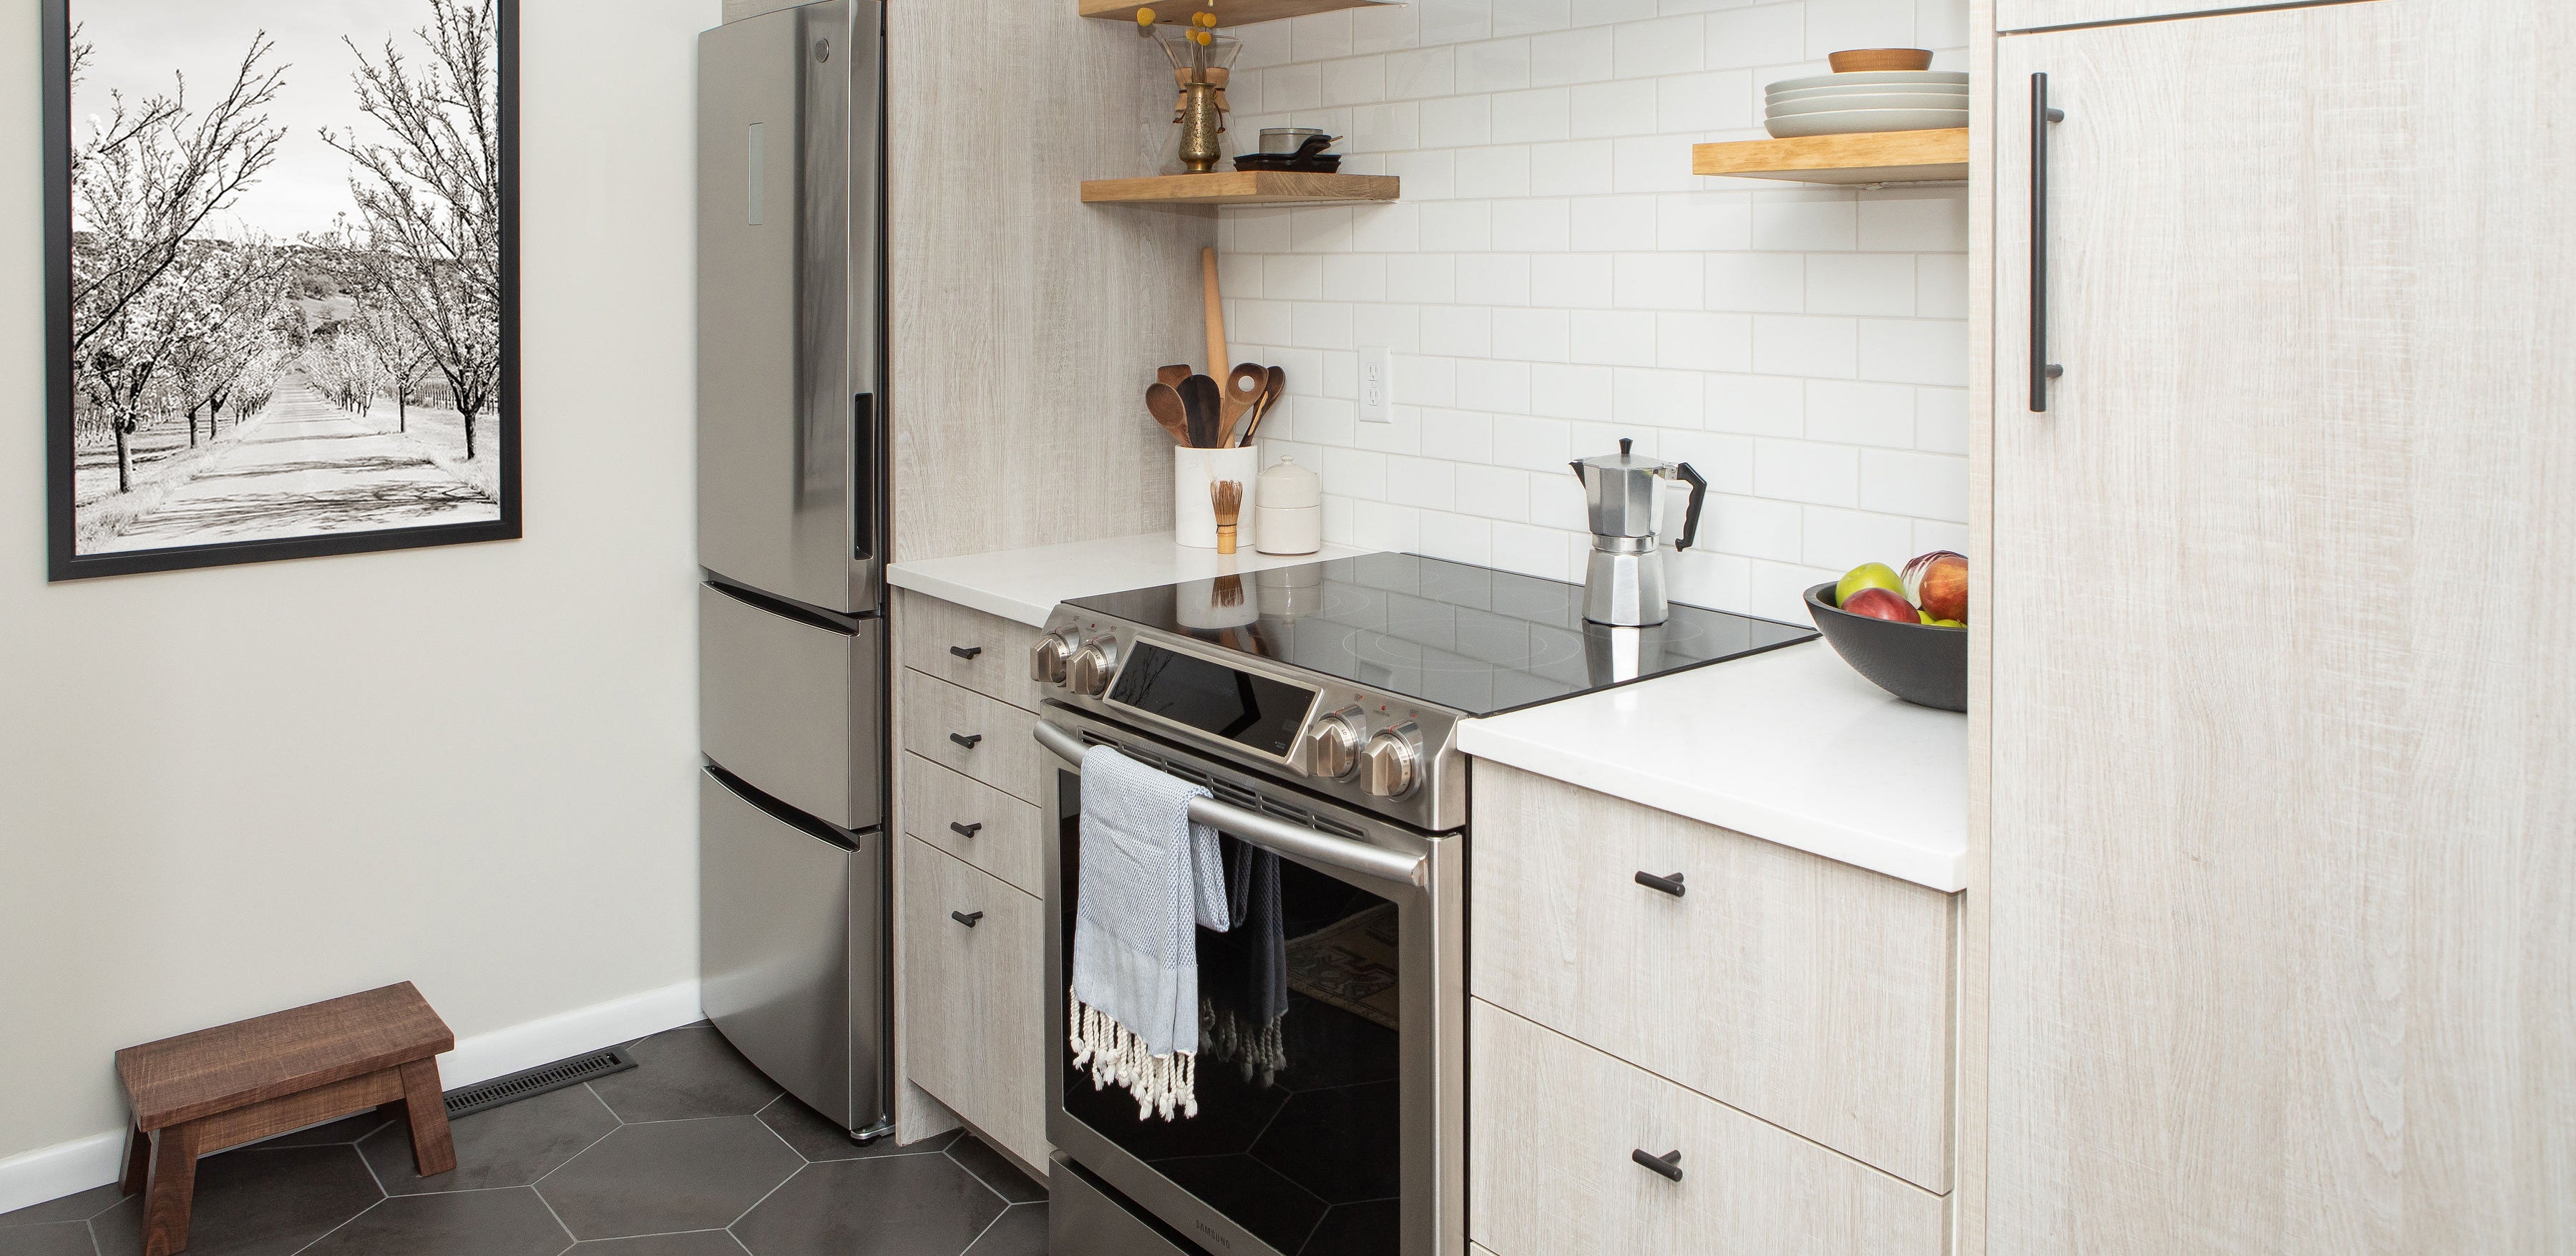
left=1631, top=1149, right=1684, bottom=1182
left=1634, top=871, right=1687, bottom=897
left=951, top=910, right=983, bottom=928
left=950, top=821, right=982, bottom=838
left=950, top=645, right=983, bottom=659
left=950, top=732, right=983, bottom=750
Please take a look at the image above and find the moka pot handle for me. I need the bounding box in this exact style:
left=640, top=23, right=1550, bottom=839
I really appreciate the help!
left=1672, top=462, right=1708, bottom=552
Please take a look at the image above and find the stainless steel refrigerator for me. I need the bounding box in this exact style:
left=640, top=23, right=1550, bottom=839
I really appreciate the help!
left=695, top=0, right=892, bottom=1142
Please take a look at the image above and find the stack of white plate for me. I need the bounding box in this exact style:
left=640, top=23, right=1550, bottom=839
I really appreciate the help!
left=1764, top=70, right=1968, bottom=139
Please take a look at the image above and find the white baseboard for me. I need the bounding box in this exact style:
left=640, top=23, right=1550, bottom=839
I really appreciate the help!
left=0, top=980, right=702, bottom=1215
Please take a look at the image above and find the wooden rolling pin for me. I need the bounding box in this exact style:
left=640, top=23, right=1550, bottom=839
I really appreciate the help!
left=1201, top=246, right=1227, bottom=380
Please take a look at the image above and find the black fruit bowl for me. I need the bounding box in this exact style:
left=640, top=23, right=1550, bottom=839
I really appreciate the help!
left=1805, top=583, right=1967, bottom=713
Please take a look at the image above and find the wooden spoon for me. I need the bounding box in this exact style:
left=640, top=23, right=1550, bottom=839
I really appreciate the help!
left=1221, top=363, right=1265, bottom=446
left=1236, top=365, right=1286, bottom=446
left=1146, top=383, right=1191, bottom=446
left=1180, top=374, right=1224, bottom=449
left=1158, top=364, right=1191, bottom=388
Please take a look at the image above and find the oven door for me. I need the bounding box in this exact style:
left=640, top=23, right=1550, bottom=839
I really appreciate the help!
left=1037, top=708, right=1463, bottom=1256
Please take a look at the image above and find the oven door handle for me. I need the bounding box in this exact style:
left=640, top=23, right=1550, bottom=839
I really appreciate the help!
left=1035, top=721, right=1429, bottom=890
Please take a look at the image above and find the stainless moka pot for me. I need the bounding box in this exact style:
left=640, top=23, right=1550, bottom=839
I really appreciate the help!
left=1571, top=439, right=1709, bottom=627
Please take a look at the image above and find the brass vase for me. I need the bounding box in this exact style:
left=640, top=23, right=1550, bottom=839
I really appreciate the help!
left=1157, top=29, right=1240, bottom=175
left=1177, top=82, right=1224, bottom=173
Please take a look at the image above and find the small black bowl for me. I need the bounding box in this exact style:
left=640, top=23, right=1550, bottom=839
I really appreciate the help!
left=1805, top=583, right=1967, bottom=713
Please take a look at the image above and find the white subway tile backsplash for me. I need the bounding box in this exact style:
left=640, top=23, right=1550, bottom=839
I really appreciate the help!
left=1221, top=1, right=1966, bottom=592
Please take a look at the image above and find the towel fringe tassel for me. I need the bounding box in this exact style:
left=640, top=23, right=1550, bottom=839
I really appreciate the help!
left=1070, top=994, right=1199, bottom=1121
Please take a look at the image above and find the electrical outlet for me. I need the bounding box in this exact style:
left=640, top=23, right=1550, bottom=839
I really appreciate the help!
left=1358, top=346, right=1394, bottom=424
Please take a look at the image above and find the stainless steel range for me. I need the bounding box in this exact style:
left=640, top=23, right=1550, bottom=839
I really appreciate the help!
left=1030, top=552, right=1813, bottom=1256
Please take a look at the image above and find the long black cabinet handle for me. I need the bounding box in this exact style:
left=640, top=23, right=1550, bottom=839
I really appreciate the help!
left=1634, top=871, right=1687, bottom=898
left=951, top=910, right=984, bottom=928
left=2031, top=72, right=2066, bottom=413
left=1632, top=1149, right=1684, bottom=1182
left=950, top=732, right=983, bottom=750
left=950, top=645, right=983, bottom=659
left=950, top=821, right=982, bottom=838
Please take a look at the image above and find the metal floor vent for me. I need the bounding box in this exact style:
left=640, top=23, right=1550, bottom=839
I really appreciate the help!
left=443, top=1047, right=636, bottom=1119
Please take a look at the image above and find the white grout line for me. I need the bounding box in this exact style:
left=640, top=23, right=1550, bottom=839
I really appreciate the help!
left=725, top=1162, right=806, bottom=1231
left=283, top=1195, right=382, bottom=1256
left=957, top=1206, right=1007, bottom=1255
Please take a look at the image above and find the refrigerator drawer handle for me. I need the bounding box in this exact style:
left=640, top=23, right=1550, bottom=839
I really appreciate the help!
left=1033, top=721, right=1428, bottom=889
left=950, top=645, right=983, bottom=659
left=950, top=821, right=982, bottom=838
left=1634, top=871, right=1687, bottom=897
left=1631, top=1149, right=1684, bottom=1182
left=950, top=910, right=984, bottom=928
left=949, top=732, right=983, bottom=750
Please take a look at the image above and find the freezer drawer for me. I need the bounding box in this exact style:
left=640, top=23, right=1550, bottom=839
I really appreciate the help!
left=701, top=767, right=884, bottom=1133
left=700, top=583, right=883, bottom=832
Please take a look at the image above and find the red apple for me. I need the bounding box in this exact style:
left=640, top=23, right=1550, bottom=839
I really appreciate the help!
left=1904, top=550, right=1969, bottom=623
left=1841, top=587, right=1920, bottom=623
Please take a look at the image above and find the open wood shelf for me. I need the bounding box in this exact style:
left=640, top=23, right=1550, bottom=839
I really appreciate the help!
left=1081, top=171, right=1400, bottom=206
left=1692, top=129, right=1968, bottom=185
left=1080, top=0, right=1402, bottom=26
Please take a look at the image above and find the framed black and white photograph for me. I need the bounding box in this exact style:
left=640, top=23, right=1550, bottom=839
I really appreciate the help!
left=42, top=0, right=517, bottom=581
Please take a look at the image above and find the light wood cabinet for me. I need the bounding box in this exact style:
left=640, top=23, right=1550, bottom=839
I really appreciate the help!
left=1995, top=0, right=2372, bottom=31
left=900, top=751, right=1045, bottom=897
left=1469, top=1001, right=1946, bottom=1256
left=899, top=668, right=1043, bottom=804
left=1978, top=1, right=2576, bottom=1252
left=899, top=837, right=1048, bottom=1170
left=1471, top=764, right=1956, bottom=1192
left=898, top=593, right=1045, bottom=712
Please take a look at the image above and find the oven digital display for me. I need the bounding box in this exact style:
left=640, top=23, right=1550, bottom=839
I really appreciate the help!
left=1107, top=641, right=1317, bottom=756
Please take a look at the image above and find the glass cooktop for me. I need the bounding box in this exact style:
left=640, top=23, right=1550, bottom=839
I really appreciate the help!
left=1066, top=552, right=1816, bottom=719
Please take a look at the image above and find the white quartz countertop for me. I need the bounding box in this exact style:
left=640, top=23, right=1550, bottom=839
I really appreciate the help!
left=887, top=532, right=1372, bottom=628
left=1457, top=641, right=1967, bottom=892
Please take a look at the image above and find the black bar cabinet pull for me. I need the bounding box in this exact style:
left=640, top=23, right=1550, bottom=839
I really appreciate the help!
left=2031, top=72, right=2066, bottom=413
left=1634, top=871, right=1687, bottom=898
left=1632, top=1149, right=1684, bottom=1182
left=951, top=910, right=983, bottom=928
left=950, top=732, right=983, bottom=749
left=950, top=645, right=983, bottom=659
left=950, top=821, right=982, bottom=839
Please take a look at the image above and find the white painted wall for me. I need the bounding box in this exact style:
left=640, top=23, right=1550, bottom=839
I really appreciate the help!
left=0, top=0, right=709, bottom=1192
left=1219, top=0, right=1971, bottom=624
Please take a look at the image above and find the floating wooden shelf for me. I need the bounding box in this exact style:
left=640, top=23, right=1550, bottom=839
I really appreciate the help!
left=1080, top=0, right=1402, bottom=26
left=1081, top=171, right=1400, bottom=206
left=1692, top=129, right=1968, bottom=185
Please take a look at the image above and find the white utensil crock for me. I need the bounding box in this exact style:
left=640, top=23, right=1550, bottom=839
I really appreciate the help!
left=1175, top=445, right=1259, bottom=550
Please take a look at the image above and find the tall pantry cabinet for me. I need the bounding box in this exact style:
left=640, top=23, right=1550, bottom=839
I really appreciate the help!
left=1972, top=1, right=2575, bottom=1253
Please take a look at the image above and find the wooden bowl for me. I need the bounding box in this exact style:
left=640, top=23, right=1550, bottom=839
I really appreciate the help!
left=1828, top=48, right=1935, bottom=73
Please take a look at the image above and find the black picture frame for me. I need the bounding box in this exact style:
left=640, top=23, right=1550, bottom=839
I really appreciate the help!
left=42, top=0, right=520, bottom=582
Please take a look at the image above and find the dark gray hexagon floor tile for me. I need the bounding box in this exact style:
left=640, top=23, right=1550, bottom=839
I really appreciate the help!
left=535, top=1117, right=799, bottom=1240
left=92, top=1146, right=380, bottom=1256
left=0, top=1220, right=95, bottom=1256
left=259, top=1114, right=391, bottom=1148
left=733, top=1155, right=1002, bottom=1256
left=1, top=1184, right=124, bottom=1228
left=945, top=1136, right=1043, bottom=1205
left=569, top=1232, right=748, bottom=1255
left=755, top=1096, right=957, bottom=1164
left=299, top=1189, right=570, bottom=1256
left=960, top=1203, right=1046, bottom=1256
left=588, top=1028, right=779, bottom=1123
left=364, top=1083, right=619, bottom=1194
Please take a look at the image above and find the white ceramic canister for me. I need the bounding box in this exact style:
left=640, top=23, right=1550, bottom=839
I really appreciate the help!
left=1175, top=444, right=1259, bottom=550
left=1254, top=455, right=1322, bottom=555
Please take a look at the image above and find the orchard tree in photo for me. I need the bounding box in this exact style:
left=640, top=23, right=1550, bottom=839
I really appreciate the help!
left=325, top=0, right=502, bottom=460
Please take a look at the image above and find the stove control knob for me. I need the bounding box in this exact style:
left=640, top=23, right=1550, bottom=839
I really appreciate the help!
left=1030, top=629, right=1076, bottom=686
left=1360, top=723, right=1423, bottom=798
left=1065, top=636, right=1121, bottom=697
left=1302, top=709, right=1365, bottom=781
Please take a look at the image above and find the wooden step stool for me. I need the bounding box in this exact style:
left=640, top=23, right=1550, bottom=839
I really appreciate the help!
left=114, top=982, right=457, bottom=1256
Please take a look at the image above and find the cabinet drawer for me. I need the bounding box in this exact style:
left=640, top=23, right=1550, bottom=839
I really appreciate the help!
left=901, top=592, right=1044, bottom=712
left=901, top=751, right=1045, bottom=897
left=1469, top=1001, right=1944, bottom=1256
left=1470, top=764, right=1955, bottom=1191
left=902, top=669, right=1043, bottom=803
left=901, top=837, right=1047, bottom=1170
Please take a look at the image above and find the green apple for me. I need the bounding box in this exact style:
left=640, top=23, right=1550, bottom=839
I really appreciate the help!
left=1836, top=563, right=1906, bottom=607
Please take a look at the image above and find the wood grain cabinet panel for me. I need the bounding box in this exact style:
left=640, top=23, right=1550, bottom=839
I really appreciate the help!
left=899, top=593, right=1045, bottom=713
left=1984, top=1, right=2576, bottom=1252
left=901, top=669, right=1043, bottom=804
left=1470, top=764, right=1956, bottom=1192
left=1469, top=1001, right=1946, bottom=1256
left=900, top=751, right=1045, bottom=897
left=899, top=837, right=1048, bottom=1171
left=1995, top=0, right=2376, bottom=30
